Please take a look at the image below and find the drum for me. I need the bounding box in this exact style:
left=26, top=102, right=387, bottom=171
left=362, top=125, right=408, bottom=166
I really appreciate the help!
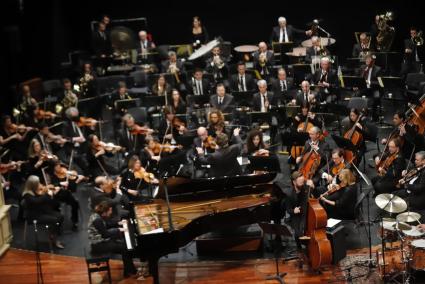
left=403, top=227, right=425, bottom=247
left=376, top=247, right=405, bottom=276
left=410, top=239, right=425, bottom=270
left=378, top=220, right=399, bottom=242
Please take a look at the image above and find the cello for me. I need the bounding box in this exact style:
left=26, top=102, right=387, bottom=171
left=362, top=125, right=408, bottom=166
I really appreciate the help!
left=299, top=141, right=321, bottom=180
left=301, top=185, right=333, bottom=270
left=343, top=111, right=364, bottom=163
left=291, top=110, right=314, bottom=160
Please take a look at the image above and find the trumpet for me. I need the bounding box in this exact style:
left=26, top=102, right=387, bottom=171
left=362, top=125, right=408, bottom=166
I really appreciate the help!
left=213, top=55, right=225, bottom=69
left=259, top=52, right=267, bottom=67
left=414, top=30, right=424, bottom=46
left=168, top=63, right=181, bottom=83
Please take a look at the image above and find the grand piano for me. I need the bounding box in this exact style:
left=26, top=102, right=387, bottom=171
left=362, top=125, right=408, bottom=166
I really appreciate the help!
left=123, top=172, right=282, bottom=284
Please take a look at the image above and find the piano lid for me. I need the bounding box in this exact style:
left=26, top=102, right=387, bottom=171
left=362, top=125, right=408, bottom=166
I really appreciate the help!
left=157, top=172, right=277, bottom=200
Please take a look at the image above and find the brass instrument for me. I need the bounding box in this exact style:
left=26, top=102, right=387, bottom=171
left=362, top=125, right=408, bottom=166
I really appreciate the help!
left=376, top=12, right=395, bottom=51
left=414, top=30, right=424, bottom=46
left=212, top=55, right=225, bottom=69
left=168, top=63, right=181, bottom=83
left=59, top=91, right=78, bottom=113
left=259, top=52, right=267, bottom=68
left=77, top=73, right=94, bottom=97
left=359, top=36, right=372, bottom=60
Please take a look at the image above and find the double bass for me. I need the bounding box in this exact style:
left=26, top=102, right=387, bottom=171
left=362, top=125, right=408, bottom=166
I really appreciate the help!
left=301, top=186, right=332, bottom=270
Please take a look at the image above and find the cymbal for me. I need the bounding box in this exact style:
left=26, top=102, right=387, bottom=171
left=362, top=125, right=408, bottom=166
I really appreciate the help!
left=382, top=217, right=396, bottom=222
left=375, top=193, right=407, bottom=214
left=234, top=45, right=259, bottom=53
left=188, top=39, right=220, bottom=60
left=301, top=37, right=336, bottom=48
left=393, top=222, right=412, bottom=231
left=306, top=19, right=323, bottom=26
left=396, top=211, right=421, bottom=223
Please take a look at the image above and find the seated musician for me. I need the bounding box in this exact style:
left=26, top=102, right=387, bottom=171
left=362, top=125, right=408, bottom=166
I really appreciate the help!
left=161, top=51, right=185, bottom=84
left=319, top=148, right=351, bottom=187
left=283, top=171, right=314, bottom=249
left=89, top=176, right=129, bottom=219
left=169, top=89, right=187, bottom=115
left=355, top=54, right=382, bottom=121
left=88, top=201, right=138, bottom=278
left=87, top=134, right=120, bottom=177
left=19, top=84, right=37, bottom=112
left=137, top=30, right=156, bottom=64
left=192, top=127, right=215, bottom=178
left=310, top=57, right=339, bottom=103
left=252, top=42, right=274, bottom=80
left=206, top=109, right=226, bottom=137
left=394, top=151, right=425, bottom=222
left=158, top=106, right=187, bottom=143
left=343, top=108, right=369, bottom=163
left=27, top=138, right=59, bottom=183
left=230, top=62, right=256, bottom=92
left=209, top=83, right=235, bottom=113
left=252, top=80, right=275, bottom=112
left=305, top=36, right=330, bottom=64
left=196, top=128, right=242, bottom=178
left=186, top=68, right=212, bottom=96
left=35, top=123, right=67, bottom=154
left=245, top=129, right=269, bottom=156
left=352, top=32, right=374, bottom=59
left=120, top=155, right=158, bottom=202
left=373, top=137, right=406, bottom=195
left=0, top=115, right=30, bottom=161
left=291, top=81, right=318, bottom=107
left=141, top=136, right=161, bottom=173
left=292, top=102, right=322, bottom=132
left=271, top=68, right=294, bottom=104
left=401, top=27, right=423, bottom=77
left=50, top=162, right=81, bottom=230
left=108, top=82, right=132, bottom=131
left=60, top=78, right=78, bottom=110
left=295, top=127, right=330, bottom=178
left=118, top=114, right=151, bottom=158
left=318, top=169, right=357, bottom=220
left=151, top=74, right=171, bottom=97
left=22, top=175, right=65, bottom=249
left=205, top=46, right=229, bottom=83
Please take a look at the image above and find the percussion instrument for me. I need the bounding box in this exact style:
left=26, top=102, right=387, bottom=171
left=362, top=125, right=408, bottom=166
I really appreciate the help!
left=410, top=239, right=425, bottom=270
left=188, top=39, right=220, bottom=60
left=375, top=193, right=407, bottom=214
left=301, top=37, right=336, bottom=48
left=396, top=211, right=421, bottom=223
left=376, top=247, right=406, bottom=276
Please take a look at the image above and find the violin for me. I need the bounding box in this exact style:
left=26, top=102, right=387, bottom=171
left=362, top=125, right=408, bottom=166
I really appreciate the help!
left=36, top=184, right=56, bottom=195
left=321, top=180, right=348, bottom=197
left=397, top=165, right=425, bottom=187
left=376, top=152, right=398, bottom=176
left=151, top=142, right=182, bottom=155
left=331, top=162, right=345, bottom=176
left=35, top=109, right=56, bottom=120
left=299, top=141, right=321, bottom=180
left=130, top=124, right=153, bottom=135
left=0, top=160, right=27, bottom=174
left=40, top=150, right=58, bottom=161
left=77, top=117, right=98, bottom=128
left=7, top=123, right=33, bottom=134
left=203, top=136, right=217, bottom=150
left=54, top=165, right=87, bottom=182
left=95, top=141, right=123, bottom=153
left=134, top=168, right=157, bottom=183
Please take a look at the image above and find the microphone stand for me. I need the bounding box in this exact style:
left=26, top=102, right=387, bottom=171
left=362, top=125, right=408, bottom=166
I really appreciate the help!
left=34, top=220, right=44, bottom=284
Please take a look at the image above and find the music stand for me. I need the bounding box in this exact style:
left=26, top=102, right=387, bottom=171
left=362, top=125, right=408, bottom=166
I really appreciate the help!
left=191, top=95, right=210, bottom=108
left=281, top=131, right=309, bottom=157
left=258, top=222, right=293, bottom=284
left=341, top=76, right=367, bottom=89
left=272, top=42, right=294, bottom=65
left=232, top=91, right=254, bottom=107
left=248, top=155, right=281, bottom=172
left=292, top=64, right=312, bottom=86
left=285, top=105, right=300, bottom=118
left=378, top=76, right=407, bottom=104
left=249, top=112, right=271, bottom=125
left=114, top=98, right=139, bottom=110
left=141, top=95, right=166, bottom=108
left=326, top=104, right=349, bottom=135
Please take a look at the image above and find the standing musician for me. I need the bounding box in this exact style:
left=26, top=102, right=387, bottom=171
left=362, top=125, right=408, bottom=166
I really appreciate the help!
left=230, top=62, right=256, bottom=92
left=252, top=42, right=274, bottom=80
left=355, top=54, right=382, bottom=121
left=318, top=169, right=357, bottom=220
left=206, top=46, right=229, bottom=83
left=91, top=21, right=112, bottom=59
left=120, top=155, right=158, bottom=201
left=270, top=17, right=311, bottom=44
left=311, top=57, right=339, bottom=103
left=401, top=27, right=423, bottom=77
left=352, top=32, right=374, bottom=59
left=373, top=137, right=406, bottom=195
left=252, top=80, right=275, bottom=112
left=295, top=126, right=330, bottom=182
left=137, top=30, right=156, bottom=64
left=283, top=171, right=314, bottom=249
left=291, top=81, right=318, bottom=107
left=191, top=16, right=209, bottom=49
left=209, top=83, right=235, bottom=113
left=196, top=128, right=242, bottom=178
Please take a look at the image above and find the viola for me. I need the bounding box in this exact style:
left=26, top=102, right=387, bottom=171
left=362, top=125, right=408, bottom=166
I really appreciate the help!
left=203, top=136, right=217, bottom=150
left=134, top=168, right=157, bottom=183
left=299, top=141, right=321, bottom=180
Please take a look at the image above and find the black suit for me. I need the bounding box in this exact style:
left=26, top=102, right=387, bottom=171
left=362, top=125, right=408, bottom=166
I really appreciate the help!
left=229, top=73, right=256, bottom=92
left=373, top=154, right=406, bottom=195
left=161, top=60, right=185, bottom=74
left=294, top=91, right=317, bottom=106
left=209, top=94, right=235, bottom=113
left=270, top=78, right=293, bottom=102
left=186, top=77, right=211, bottom=96
left=311, top=69, right=339, bottom=102
left=252, top=91, right=275, bottom=112
left=252, top=51, right=274, bottom=78
left=118, top=126, right=146, bottom=157
left=91, top=30, right=111, bottom=56
left=270, top=25, right=304, bottom=44
left=401, top=38, right=422, bottom=75
left=197, top=135, right=243, bottom=177
left=305, top=46, right=330, bottom=63
left=352, top=43, right=374, bottom=58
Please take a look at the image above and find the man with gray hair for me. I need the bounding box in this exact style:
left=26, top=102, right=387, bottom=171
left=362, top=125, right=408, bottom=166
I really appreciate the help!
left=311, top=56, right=339, bottom=103
left=253, top=79, right=275, bottom=112
left=270, top=17, right=312, bottom=44
left=252, top=42, right=274, bottom=79
left=161, top=50, right=185, bottom=74
left=305, top=36, right=330, bottom=63
left=138, top=30, right=156, bottom=63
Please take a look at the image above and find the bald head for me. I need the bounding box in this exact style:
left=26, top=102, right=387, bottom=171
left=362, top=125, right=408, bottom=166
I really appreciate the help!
left=301, top=80, right=310, bottom=93
left=278, top=17, right=287, bottom=28
left=258, top=42, right=267, bottom=52
left=139, top=30, right=147, bottom=41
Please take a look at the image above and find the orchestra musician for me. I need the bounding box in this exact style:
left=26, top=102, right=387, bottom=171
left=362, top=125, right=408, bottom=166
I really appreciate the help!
left=319, top=148, right=351, bottom=186
left=305, top=36, right=330, bottom=64
left=342, top=108, right=369, bottom=164
left=196, top=128, right=242, bottom=178
left=352, top=32, right=374, bottom=59
left=187, top=68, right=212, bottom=97
left=27, top=138, right=58, bottom=183
left=373, top=137, right=406, bottom=195
left=291, top=81, right=318, bottom=107
left=60, top=78, right=78, bottom=111
left=151, top=74, right=171, bottom=97
left=270, top=17, right=311, bottom=44
left=192, top=126, right=215, bottom=178
left=91, top=21, right=112, bottom=58
left=109, top=82, right=132, bottom=131
left=252, top=42, right=274, bottom=80
left=245, top=129, right=269, bottom=157
left=206, top=109, right=227, bottom=137
left=137, top=30, right=156, bottom=64
left=19, top=84, right=37, bottom=113
left=401, top=26, right=423, bottom=77
left=206, top=46, right=229, bottom=83
left=22, top=175, right=65, bottom=249
left=118, top=114, right=151, bottom=158
left=318, top=169, right=357, bottom=220
left=169, top=89, right=187, bottom=115
left=394, top=151, right=425, bottom=222
left=88, top=201, right=138, bottom=278
left=310, top=57, right=339, bottom=103
left=229, top=62, right=256, bottom=92
left=191, top=16, right=209, bottom=49
left=209, top=83, right=235, bottom=113
left=86, top=134, right=120, bottom=177
left=162, top=51, right=185, bottom=83
left=252, top=80, right=275, bottom=112
left=271, top=68, right=294, bottom=104
left=0, top=115, right=30, bottom=160
left=293, top=102, right=322, bottom=131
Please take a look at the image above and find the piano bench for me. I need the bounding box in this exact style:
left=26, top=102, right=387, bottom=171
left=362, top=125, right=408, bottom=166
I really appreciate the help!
left=85, top=255, right=112, bottom=284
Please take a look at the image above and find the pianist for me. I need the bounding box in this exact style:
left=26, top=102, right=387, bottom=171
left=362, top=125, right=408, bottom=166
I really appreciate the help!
left=88, top=201, right=137, bottom=278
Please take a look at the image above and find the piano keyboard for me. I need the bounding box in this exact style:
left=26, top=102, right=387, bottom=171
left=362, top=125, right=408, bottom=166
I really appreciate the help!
left=122, top=219, right=134, bottom=250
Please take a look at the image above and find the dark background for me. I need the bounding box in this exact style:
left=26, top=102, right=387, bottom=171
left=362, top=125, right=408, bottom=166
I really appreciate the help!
left=1, top=0, right=424, bottom=114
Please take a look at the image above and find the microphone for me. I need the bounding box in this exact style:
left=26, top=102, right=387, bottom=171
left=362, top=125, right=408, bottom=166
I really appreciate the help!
left=176, top=164, right=184, bottom=175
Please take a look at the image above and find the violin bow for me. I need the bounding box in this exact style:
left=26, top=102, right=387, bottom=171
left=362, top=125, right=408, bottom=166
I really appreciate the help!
left=66, top=149, right=75, bottom=183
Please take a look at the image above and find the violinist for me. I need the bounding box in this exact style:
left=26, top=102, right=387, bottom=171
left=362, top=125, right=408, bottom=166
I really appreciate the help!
left=87, top=134, right=119, bottom=177
left=373, top=138, right=406, bottom=195
left=192, top=127, right=215, bottom=178
left=35, top=123, right=67, bottom=153
left=158, top=107, right=186, bottom=143
left=22, top=175, right=65, bottom=249
left=319, top=169, right=357, bottom=220
left=27, top=139, right=58, bottom=182
left=318, top=148, right=351, bottom=187
left=0, top=115, right=30, bottom=160
left=295, top=126, right=330, bottom=181
left=118, top=114, right=150, bottom=157
left=394, top=151, right=425, bottom=220
left=120, top=155, right=158, bottom=201
left=50, top=162, right=81, bottom=230
left=207, top=109, right=226, bottom=137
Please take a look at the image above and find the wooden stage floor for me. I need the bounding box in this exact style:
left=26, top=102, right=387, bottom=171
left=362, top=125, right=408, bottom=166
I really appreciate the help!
left=0, top=248, right=387, bottom=284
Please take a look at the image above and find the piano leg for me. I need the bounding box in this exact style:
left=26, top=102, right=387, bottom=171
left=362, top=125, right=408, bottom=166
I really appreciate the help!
left=149, top=256, right=160, bottom=284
